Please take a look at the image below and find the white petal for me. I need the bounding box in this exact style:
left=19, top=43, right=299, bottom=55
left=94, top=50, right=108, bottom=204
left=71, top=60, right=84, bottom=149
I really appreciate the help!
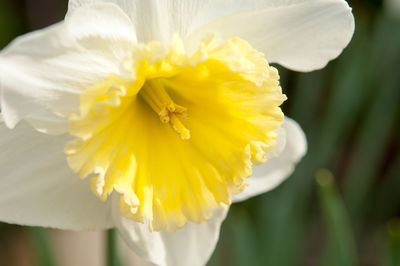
left=0, top=116, right=112, bottom=230
left=112, top=195, right=228, bottom=266
left=266, top=123, right=287, bottom=160
left=232, top=117, right=307, bottom=203
left=68, top=1, right=354, bottom=70
left=0, top=3, right=136, bottom=134
left=118, top=235, right=156, bottom=266
left=67, top=3, right=137, bottom=52
left=68, top=0, right=209, bottom=43
left=186, top=0, right=355, bottom=72
left=68, top=0, right=326, bottom=43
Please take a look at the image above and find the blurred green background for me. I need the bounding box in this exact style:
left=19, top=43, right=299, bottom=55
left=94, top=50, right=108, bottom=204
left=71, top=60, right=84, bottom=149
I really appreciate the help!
left=0, top=0, right=399, bottom=266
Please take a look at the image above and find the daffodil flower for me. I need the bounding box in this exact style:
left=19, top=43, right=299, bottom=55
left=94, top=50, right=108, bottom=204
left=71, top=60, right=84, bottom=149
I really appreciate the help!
left=0, top=1, right=354, bottom=265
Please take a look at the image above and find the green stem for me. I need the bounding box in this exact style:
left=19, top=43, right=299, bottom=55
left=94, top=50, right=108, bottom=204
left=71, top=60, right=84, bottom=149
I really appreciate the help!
left=107, top=229, right=123, bottom=266
left=29, top=228, right=57, bottom=266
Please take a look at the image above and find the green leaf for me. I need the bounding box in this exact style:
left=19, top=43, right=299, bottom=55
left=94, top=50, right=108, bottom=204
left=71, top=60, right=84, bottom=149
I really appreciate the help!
left=207, top=211, right=236, bottom=266
left=373, top=154, right=400, bottom=221
left=382, top=219, right=400, bottom=266
left=316, top=169, right=358, bottom=266
left=230, top=207, right=261, bottom=266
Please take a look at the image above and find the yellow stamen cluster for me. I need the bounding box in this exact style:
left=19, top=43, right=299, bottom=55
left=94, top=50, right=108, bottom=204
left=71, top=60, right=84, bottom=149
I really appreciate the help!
left=140, top=79, right=190, bottom=140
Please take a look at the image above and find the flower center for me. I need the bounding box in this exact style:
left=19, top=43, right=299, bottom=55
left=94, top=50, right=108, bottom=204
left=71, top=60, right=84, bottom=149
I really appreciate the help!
left=139, top=79, right=190, bottom=140
left=65, top=35, right=286, bottom=231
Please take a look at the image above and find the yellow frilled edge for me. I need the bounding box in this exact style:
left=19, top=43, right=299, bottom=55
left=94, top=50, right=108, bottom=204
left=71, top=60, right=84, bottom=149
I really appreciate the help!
left=65, top=34, right=287, bottom=232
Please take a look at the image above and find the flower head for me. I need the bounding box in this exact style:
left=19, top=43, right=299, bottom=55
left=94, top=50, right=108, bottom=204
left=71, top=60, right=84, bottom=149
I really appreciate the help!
left=0, top=1, right=354, bottom=266
left=66, top=32, right=286, bottom=232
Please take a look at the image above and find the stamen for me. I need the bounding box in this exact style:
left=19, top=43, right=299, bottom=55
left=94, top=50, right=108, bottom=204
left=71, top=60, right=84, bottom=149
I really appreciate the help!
left=170, top=114, right=191, bottom=140
left=140, top=79, right=191, bottom=140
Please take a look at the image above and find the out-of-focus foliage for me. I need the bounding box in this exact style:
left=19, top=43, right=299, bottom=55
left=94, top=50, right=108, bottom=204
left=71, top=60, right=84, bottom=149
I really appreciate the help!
left=0, top=0, right=399, bottom=266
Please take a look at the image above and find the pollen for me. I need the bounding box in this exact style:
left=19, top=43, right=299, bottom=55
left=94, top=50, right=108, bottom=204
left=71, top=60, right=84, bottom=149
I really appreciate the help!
left=65, top=34, right=286, bottom=232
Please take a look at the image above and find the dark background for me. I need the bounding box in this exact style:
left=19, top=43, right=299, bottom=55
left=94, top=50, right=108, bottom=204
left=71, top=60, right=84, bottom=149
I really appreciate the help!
left=0, top=0, right=399, bottom=265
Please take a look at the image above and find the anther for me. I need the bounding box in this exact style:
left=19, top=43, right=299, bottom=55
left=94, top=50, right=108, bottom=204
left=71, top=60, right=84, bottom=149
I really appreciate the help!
left=140, top=79, right=191, bottom=139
